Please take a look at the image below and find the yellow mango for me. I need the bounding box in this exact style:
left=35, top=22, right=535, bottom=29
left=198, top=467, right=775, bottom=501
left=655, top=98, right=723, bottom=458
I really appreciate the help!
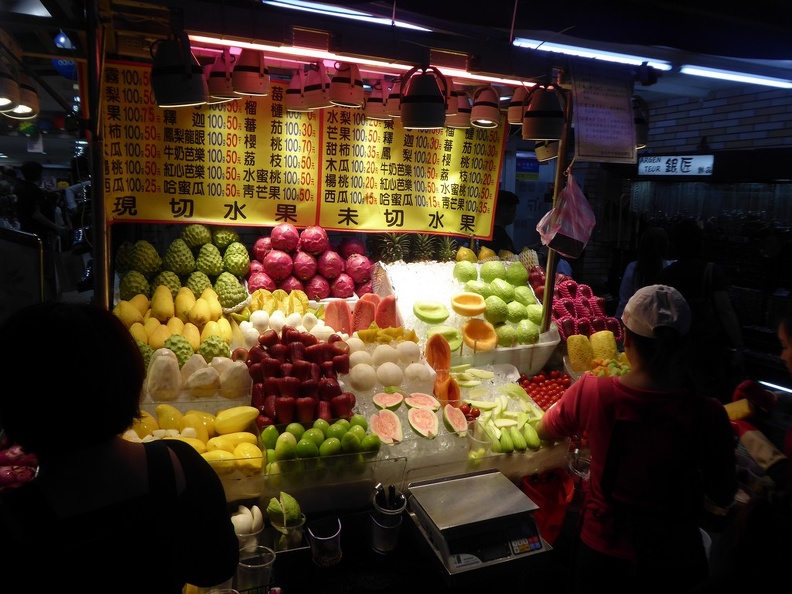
left=129, top=322, right=148, bottom=344
left=216, top=316, right=233, bottom=345
left=201, top=320, right=223, bottom=343
left=144, top=316, right=161, bottom=338
left=164, top=435, right=207, bottom=454
left=206, top=435, right=236, bottom=453
left=188, top=298, right=211, bottom=327
left=151, top=284, right=175, bottom=323
left=175, top=287, right=196, bottom=323
left=233, top=442, right=264, bottom=476
left=155, top=403, right=184, bottom=431
left=129, top=293, right=151, bottom=317
left=113, top=300, right=144, bottom=329
left=206, top=296, right=223, bottom=322
left=148, top=324, right=172, bottom=350
left=182, top=323, right=201, bottom=351
left=214, top=405, right=259, bottom=435
left=185, top=409, right=216, bottom=438
left=166, top=315, right=185, bottom=335
left=178, top=412, right=210, bottom=443
left=202, top=449, right=236, bottom=475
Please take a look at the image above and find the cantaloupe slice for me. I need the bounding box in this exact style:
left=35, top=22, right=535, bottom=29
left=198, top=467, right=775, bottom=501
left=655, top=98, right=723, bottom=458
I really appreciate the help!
left=461, top=318, right=498, bottom=352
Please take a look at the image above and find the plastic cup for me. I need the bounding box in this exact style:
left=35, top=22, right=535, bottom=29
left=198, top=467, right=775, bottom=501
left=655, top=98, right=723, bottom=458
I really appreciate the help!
left=235, top=524, right=264, bottom=553
left=270, top=512, right=306, bottom=552
left=369, top=511, right=403, bottom=554
left=234, top=545, right=275, bottom=594
left=467, top=420, right=492, bottom=460
left=306, top=516, right=343, bottom=567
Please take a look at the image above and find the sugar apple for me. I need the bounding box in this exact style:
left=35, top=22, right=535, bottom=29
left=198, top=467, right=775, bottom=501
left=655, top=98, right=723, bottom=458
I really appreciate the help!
left=130, top=240, right=162, bottom=279
left=223, top=241, right=251, bottom=277
left=119, top=270, right=151, bottom=301
left=136, top=339, right=154, bottom=371
left=214, top=271, right=248, bottom=309
left=151, top=270, right=181, bottom=299
left=185, top=271, right=213, bottom=297
left=115, top=241, right=135, bottom=275
left=198, top=334, right=230, bottom=363
left=162, top=238, right=195, bottom=277
left=164, top=334, right=194, bottom=368
left=195, top=243, right=224, bottom=277
left=212, top=227, right=240, bottom=252
left=181, top=224, right=212, bottom=250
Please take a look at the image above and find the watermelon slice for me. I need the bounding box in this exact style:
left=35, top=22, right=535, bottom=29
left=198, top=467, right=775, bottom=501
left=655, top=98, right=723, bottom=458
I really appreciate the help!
left=407, top=408, right=439, bottom=439
left=369, top=409, right=403, bottom=444
left=372, top=391, right=404, bottom=411
left=358, top=292, right=381, bottom=307
left=404, top=392, right=441, bottom=412
left=352, top=298, right=377, bottom=333
left=374, top=294, right=400, bottom=329
left=324, top=299, right=353, bottom=335
left=442, top=404, right=468, bottom=436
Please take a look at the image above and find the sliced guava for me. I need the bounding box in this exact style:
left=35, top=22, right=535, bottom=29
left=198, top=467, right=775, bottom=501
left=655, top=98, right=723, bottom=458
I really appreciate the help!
left=404, top=392, right=441, bottom=411
left=442, top=404, right=468, bottom=436
left=407, top=407, right=439, bottom=439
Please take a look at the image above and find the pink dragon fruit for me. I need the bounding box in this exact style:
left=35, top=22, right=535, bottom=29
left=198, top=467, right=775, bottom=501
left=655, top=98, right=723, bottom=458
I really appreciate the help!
left=304, top=275, right=331, bottom=300
left=278, top=275, right=305, bottom=293
left=253, top=235, right=272, bottom=261
left=330, top=273, right=355, bottom=298
left=355, top=279, right=373, bottom=297
left=299, top=225, right=330, bottom=255
left=261, top=249, right=294, bottom=280
left=339, top=236, right=367, bottom=259
left=247, top=271, right=276, bottom=293
left=270, top=222, right=300, bottom=252
left=292, top=250, right=318, bottom=281
left=345, top=253, right=373, bottom=284
left=249, top=259, right=265, bottom=274
left=317, top=250, right=345, bottom=280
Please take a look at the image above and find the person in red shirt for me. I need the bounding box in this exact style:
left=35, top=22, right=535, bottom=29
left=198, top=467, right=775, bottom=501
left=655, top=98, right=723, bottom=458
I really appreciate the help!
left=537, top=284, right=737, bottom=594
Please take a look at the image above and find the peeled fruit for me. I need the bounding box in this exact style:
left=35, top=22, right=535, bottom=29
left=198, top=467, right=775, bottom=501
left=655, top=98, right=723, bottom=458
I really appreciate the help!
left=164, top=435, right=207, bottom=454
left=155, top=403, right=184, bottom=431
left=202, top=449, right=236, bottom=474
left=376, top=361, right=403, bottom=387
left=412, top=300, right=450, bottom=324
left=349, top=364, right=377, bottom=391
left=233, top=442, right=264, bottom=476
left=214, top=405, right=259, bottom=434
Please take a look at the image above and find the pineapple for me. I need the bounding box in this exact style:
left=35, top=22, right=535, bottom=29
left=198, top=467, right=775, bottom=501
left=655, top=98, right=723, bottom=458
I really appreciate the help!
left=410, top=233, right=437, bottom=262
left=435, top=235, right=459, bottom=262
left=367, top=233, right=410, bottom=263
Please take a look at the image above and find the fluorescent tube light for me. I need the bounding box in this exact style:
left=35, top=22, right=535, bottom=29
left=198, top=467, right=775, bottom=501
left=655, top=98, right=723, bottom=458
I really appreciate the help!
left=513, top=37, right=671, bottom=71
left=262, top=1, right=432, bottom=32
left=759, top=381, right=792, bottom=394
left=679, top=65, right=792, bottom=89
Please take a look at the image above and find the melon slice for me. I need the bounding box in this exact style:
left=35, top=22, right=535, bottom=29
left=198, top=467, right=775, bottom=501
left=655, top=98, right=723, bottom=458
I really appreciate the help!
left=407, top=408, right=439, bottom=439
left=369, top=409, right=403, bottom=444
left=372, top=391, right=404, bottom=411
left=443, top=404, right=468, bottom=436
left=324, top=299, right=353, bottom=335
left=374, top=294, right=400, bottom=329
left=404, top=392, right=441, bottom=412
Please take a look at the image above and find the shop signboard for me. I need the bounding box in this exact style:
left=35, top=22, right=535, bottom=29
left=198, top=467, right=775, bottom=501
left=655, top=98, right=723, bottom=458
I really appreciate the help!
left=101, top=61, right=506, bottom=240
left=637, top=154, right=715, bottom=177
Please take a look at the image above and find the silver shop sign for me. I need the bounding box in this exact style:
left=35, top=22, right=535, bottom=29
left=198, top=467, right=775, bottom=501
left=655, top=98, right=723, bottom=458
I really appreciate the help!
left=638, top=155, right=714, bottom=176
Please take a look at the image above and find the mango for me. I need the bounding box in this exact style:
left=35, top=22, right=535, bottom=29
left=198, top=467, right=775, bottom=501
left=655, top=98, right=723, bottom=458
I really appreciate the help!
left=188, top=298, right=211, bottom=327
left=175, top=286, right=196, bottom=323
left=233, top=442, right=264, bottom=476
left=214, top=405, right=259, bottom=435
left=164, top=435, right=207, bottom=454
left=151, top=284, right=175, bottom=323
left=202, top=449, right=236, bottom=475
left=182, top=323, right=201, bottom=351
left=201, top=320, right=223, bottom=343
left=219, top=431, right=258, bottom=448
left=155, top=403, right=184, bottom=431
left=129, top=322, right=148, bottom=344
left=216, top=316, right=233, bottom=345
left=166, top=315, right=185, bottom=335
left=148, top=324, right=172, bottom=350
left=144, top=316, right=161, bottom=338
left=129, top=293, right=151, bottom=317
left=113, top=300, right=144, bottom=329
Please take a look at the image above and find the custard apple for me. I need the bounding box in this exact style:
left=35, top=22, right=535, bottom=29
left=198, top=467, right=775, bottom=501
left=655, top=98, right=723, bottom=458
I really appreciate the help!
left=130, top=240, right=161, bottom=279
left=185, top=271, right=213, bottom=297
left=162, top=238, right=195, bottom=277
left=136, top=339, right=154, bottom=371
left=181, top=224, right=212, bottom=250
left=164, top=334, right=194, bottom=368
left=115, top=241, right=135, bottom=275
left=198, top=334, right=230, bottom=363
left=223, top=241, right=251, bottom=277
left=119, top=270, right=151, bottom=301
left=195, top=243, right=224, bottom=277
left=151, top=270, right=181, bottom=299
left=212, top=227, right=240, bottom=252
left=214, top=271, right=248, bottom=309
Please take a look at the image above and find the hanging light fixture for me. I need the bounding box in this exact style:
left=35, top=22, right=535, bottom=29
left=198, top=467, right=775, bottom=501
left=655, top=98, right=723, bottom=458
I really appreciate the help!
left=233, top=48, right=270, bottom=96
left=470, top=85, right=501, bottom=128
left=385, top=77, right=402, bottom=117
left=206, top=48, right=238, bottom=104
left=534, top=140, right=559, bottom=162
left=285, top=68, right=311, bottom=112
left=364, top=78, right=391, bottom=120
left=4, top=72, right=39, bottom=120
left=399, top=65, right=449, bottom=130
left=521, top=84, right=565, bottom=141
left=150, top=31, right=207, bottom=108
left=633, top=95, right=649, bottom=150
left=329, top=62, right=364, bottom=108
left=445, top=84, right=472, bottom=129
left=444, top=77, right=458, bottom=117
left=0, top=59, right=20, bottom=113
left=507, top=85, right=529, bottom=125
left=303, top=62, right=333, bottom=109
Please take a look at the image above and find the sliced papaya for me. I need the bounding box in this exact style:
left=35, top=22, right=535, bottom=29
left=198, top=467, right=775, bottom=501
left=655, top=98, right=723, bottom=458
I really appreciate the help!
left=352, top=299, right=377, bottom=333
left=359, top=292, right=381, bottom=306
left=324, top=299, right=353, bottom=335
left=425, top=332, right=452, bottom=372
left=374, top=294, right=400, bottom=329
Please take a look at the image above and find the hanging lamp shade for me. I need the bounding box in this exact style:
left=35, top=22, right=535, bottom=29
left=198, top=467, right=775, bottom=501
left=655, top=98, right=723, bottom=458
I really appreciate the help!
left=150, top=34, right=207, bottom=108
left=0, top=60, right=20, bottom=113
left=285, top=68, right=311, bottom=112
left=5, top=72, right=39, bottom=120
left=364, top=79, right=391, bottom=120
left=233, top=49, right=270, bottom=96
left=633, top=95, right=649, bottom=150
left=444, top=77, right=458, bottom=116
left=303, top=62, right=333, bottom=109
left=385, top=78, right=402, bottom=117
left=206, top=49, right=238, bottom=104
left=521, top=84, right=565, bottom=141
left=399, top=66, right=448, bottom=130
left=470, top=85, right=501, bottom=129
left=535, top=140, right=559, bottom=162
left=445, top=85, right=472, bottom=129
left=507, top=85, right=528, bottom=125
left=329, top=62, right=364, bottom=108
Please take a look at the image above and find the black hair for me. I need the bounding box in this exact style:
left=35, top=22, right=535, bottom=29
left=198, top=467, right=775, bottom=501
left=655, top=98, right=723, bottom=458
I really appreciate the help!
left=626, top=325, right=692, bottom=385
left=669, top=218, right=703, bottom=259
left=19, top=161, right=43, bottom=183
left=634, top=226, right=670, bottom=287
left=497, top=190, right=520, bottom=208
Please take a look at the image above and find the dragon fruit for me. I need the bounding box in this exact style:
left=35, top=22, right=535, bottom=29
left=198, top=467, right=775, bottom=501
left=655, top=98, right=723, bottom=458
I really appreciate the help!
left=305, top=275, right=331, bottom=300
left=262, top=249, right=294, bottom=280
left=249, top=259, right=264, bottom=274
left=278, top=275, right=305, bottom=293
left=317, top=250, right=345, bottom=280
left=292, top=251, right=318, bottom=281
left=270, top=223, right=300, bottom=252
left=253, top=236, right=272, bottom=261
left=299, top=225, right=330, bottom=255
left=355, top=279, right=373, bottom=297
left=339, top=236, right=367, bottom=259
left=330, top=273, right=355, bottom=298
left=248, top=271, right=276, bottom=292
left=345, top=253, right=373, bottom=284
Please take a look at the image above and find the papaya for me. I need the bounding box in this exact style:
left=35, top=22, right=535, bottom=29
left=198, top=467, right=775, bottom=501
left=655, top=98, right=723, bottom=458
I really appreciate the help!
left=352, top=298, right=377, bottom=333
left=358, top=292, right=381, bottom=306
left=374, top=294, right=400, bottom=329
left=324, top=299, right=353, bottom=335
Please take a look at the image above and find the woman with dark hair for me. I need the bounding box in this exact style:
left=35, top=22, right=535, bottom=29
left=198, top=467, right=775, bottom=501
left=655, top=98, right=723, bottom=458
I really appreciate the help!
left=537, top=285, right=737, bottom=594
left=0, top=302, right=239, bottom=593
left=615, top=226, right=673, bottom=318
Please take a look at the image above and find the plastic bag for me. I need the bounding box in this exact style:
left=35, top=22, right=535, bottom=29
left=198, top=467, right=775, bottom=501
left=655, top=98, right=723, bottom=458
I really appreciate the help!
left=520, top=469, right=575, bottom=545
left=536, top=173, right=595, bottom=258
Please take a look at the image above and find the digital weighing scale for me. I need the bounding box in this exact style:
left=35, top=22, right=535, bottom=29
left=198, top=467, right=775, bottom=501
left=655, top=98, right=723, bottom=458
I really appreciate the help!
left=407, top=469, right=552, bottom=577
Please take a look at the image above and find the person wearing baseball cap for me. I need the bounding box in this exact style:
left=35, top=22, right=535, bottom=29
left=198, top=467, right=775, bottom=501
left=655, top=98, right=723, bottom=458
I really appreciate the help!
left=537, top=284, right=737, bottom=594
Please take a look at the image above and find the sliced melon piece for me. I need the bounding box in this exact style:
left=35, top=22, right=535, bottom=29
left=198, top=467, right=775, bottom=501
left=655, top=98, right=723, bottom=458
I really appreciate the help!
left=407, top=407, right=439, bottom=439
left=412, top=300, right=450, bottom=324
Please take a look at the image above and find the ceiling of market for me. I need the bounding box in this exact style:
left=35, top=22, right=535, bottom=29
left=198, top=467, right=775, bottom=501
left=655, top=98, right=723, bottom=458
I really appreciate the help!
left=2, top=0, right=792, bottom=169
